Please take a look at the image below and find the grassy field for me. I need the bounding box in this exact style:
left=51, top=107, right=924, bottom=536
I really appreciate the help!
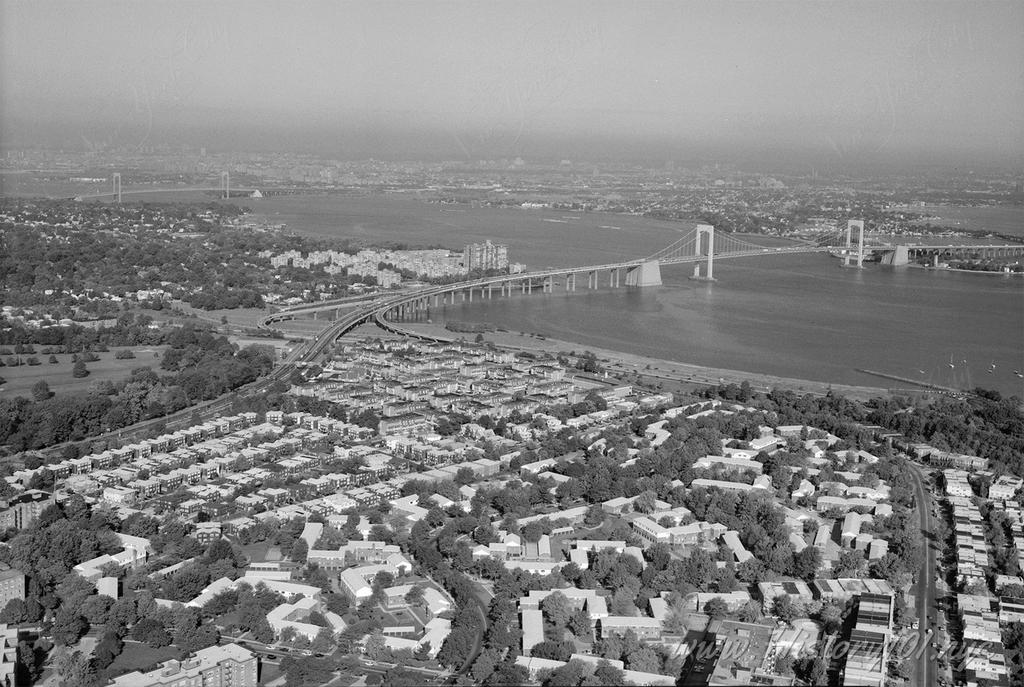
left=106, top=641, right=184, bottom=676
left=0, top=346, right=166, bottom=398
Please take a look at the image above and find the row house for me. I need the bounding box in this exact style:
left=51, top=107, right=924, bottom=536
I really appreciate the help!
left=931, top=450, right=989, bottom=471
left=177, top=499, right=205, bottom=517
left=235, top=494, right=268, bottom=513
left=383, top=401, right=430, bottom=418
left=89, top=451, right=118, bottom=469
left=256, top=487, right=289, bottom=508
left=276, top=455, right=317, bottom=476
left=134, top=478, right=161, bottom=499
left=957, top=595, right=1008, bottom=686
left=631, top=516, right=727, bottom=547
left=379, top=413, right=432, bottom=436
left=154, top=471, right=184, bottom=493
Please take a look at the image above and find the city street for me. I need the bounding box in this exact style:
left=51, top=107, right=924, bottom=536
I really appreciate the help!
left=907, top=463, right=940, bottom=687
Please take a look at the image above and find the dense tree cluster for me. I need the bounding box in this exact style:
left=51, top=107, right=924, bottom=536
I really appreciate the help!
left=0, top=324, right=274, bottom=451
left=870, top=392, right=1024, bottom=474
left=0, top=498, right=237, bottom=685
left=0, top=198, right=364, bottom=310
left=0, top=313, right=168, bottom=349
left=701, top=384, right=1024, bottom=478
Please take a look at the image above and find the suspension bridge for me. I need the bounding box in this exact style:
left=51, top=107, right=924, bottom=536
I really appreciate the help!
left=262, top=221, right=895, bottom=332
left=72, top=171, right=262, bottom=201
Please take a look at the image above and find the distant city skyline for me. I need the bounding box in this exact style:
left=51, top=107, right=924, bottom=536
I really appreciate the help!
left=2, top=0, right=1022, bottom=166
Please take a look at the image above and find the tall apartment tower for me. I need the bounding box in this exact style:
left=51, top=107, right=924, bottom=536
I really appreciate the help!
left=463, top=240, right=509, bottom=272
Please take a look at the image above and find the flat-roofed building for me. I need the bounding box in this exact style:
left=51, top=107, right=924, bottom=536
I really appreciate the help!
left=855, top=594, right=894, bottom=635
left=521, top=609, right=544, bottom=657
left=690, top=591, right=752, bottom=613
left=721, top=530, right=753, bottom=563
left=0, top=490, right=54, bottom=530
left=0, top=623, right=15, bottom=686
left=843, top=628, right=887, bottom=687
left=706, top=619, right=791, bottom=686
left=690, top=478, right=754, bottom=494
left=757, top=580, right=812, bottom=612
left=811, top=578, right=893, bottom=603
left=1000, top=597, right=1024, bottom=625
left=520, top=588, right=608, bottom=620
left=0, top=568, right=24, bottom=608
left=694, top=455, right=763, bottom=474
left=598, top=616, right=662, bottom=640
left=990, top=475, right=1023, bottom=501
left=108, top=643, right=258, bottom=687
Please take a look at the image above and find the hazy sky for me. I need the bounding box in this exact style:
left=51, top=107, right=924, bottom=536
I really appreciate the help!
left=2, top=0, right=1022, bottom=162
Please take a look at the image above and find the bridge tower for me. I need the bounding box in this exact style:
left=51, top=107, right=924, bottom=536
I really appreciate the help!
left=112, top=173, right=122, bottom=203
left=845, top=220, right=865, bottom=268
left=221, top=171, right=230, bottom=200
left=692, top=224, right=715, bottom=280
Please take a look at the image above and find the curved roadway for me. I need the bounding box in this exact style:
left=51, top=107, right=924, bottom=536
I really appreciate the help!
left=262, top=245, right=838, bottom=331
left=43, top=246, right=837, bottom=450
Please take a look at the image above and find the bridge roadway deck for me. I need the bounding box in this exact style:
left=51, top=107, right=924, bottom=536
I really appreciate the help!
left=267, top=238, right=1020, bottom=356
left=73, top=187, right=260, bottom=200
left=266, top=245, right=837, bottom=342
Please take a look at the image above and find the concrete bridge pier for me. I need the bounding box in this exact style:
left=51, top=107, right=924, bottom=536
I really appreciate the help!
left=881, top=245, right=909, bottom=266
left=625, top=260, right=663, bottom=287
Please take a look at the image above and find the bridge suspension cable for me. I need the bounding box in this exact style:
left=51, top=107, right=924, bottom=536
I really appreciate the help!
left=644, top=227, right=774, bottom=262
left=645, top=229, right=699, bottom=261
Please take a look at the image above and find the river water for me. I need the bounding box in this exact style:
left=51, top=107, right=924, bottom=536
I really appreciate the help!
left=240, top=195, right=1024, bottom=397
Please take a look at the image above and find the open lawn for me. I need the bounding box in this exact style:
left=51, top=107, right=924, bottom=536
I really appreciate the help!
left=106, top=641, right=184, bottom=677
left=0, top=346, right=166, bottom=398
left=259, top=661, right=284, bottom=685
left=167, top=300, right=270, bottom=328
left=240, top=541, right=284, bottom=563
left=380, top=605, right=426, bottom=634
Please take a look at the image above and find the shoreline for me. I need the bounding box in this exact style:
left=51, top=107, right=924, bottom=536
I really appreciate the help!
left=906, top=264, right=1024, bottom=277
left=382, top=321, right=901, bottom=402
